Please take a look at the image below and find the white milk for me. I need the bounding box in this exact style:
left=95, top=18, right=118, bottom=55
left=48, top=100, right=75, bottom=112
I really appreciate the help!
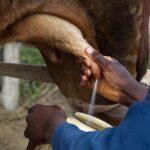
left=88, top=79, right=98, bottom=116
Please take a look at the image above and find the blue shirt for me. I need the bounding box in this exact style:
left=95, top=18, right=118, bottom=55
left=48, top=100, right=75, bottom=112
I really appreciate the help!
left=52, top=88, right=150, bottom=150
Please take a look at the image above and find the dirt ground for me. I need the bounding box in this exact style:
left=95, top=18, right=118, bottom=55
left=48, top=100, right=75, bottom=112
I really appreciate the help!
left=0, top=84, right=73, bottom=150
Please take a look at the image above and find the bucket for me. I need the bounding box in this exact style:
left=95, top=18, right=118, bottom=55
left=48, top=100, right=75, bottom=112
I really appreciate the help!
left=67, top=112, right=112, bottom=131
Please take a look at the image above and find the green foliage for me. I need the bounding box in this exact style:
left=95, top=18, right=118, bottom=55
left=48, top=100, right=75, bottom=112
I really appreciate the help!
left=20, top=44, right=48, bottom=101
left=20, top=44, right=45, bottom=64
left=20, top=81, right=43, bottom=101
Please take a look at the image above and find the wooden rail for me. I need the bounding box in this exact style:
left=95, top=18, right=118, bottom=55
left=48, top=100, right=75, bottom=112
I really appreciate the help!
left=0, top=62, right=54, bottom=83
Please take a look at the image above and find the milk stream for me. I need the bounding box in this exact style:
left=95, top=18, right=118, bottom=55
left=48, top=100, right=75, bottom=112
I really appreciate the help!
left=88, top=79, right=98, bottom=116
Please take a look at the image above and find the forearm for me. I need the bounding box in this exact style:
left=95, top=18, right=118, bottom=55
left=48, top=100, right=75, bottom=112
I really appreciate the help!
left=52, top=122, right=113, bottom=150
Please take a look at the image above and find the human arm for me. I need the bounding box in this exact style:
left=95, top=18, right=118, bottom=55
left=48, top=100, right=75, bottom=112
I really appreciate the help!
left=80, top=48, right=148, bottom=102
left=25, top=90, right=150, bottom=150
left=24, top=105, right=67, bottom=150
left=52, top=88, right=150, bottom=150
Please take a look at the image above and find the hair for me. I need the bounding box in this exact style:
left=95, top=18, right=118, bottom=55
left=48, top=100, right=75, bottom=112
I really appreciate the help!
left=136, top=0, right=150, bottom=81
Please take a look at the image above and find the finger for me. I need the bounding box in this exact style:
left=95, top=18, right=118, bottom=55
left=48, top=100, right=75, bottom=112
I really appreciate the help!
left=81, top=65, right=87, bottom=75
left=80, top=75, right=90, bottom=86
left=85, top=48, right=111, bottom=69
left=86, top=69, right=92, bottom=77
left=26, top=140, right=37, bottom=150
left=83, top=59, right=91, bottom=68
left=80, top=71, right=93, bottom=86
left=82, top=69, right=92, bottom=77
left=81, top=75, right=88, bottom=82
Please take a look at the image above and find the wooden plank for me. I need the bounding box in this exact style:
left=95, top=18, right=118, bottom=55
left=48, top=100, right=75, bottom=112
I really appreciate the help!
left=0, top=62, right=54, bottom=83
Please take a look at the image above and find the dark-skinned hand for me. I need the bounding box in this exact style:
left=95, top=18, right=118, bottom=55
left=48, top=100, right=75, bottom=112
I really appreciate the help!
left=24, top=104, right=66, bottom=150
left=80, top=48, right=148, bottom=104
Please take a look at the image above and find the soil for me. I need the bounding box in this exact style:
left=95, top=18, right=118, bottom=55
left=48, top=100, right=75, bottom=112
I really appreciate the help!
left=0, top=85, right=73, bottom=150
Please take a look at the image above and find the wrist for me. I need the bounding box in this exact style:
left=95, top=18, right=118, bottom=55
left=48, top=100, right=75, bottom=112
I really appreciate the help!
left=124, top=81, right=149, bottom=100
left=133, top=84, right=148, bottom=101
left=45, top=121, right=67, bottom=143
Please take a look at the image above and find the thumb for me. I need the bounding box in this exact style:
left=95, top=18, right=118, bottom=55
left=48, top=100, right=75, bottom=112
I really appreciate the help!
left=85, top=48, right=111, bottom=70
left=26, top=140, right=37, bottom=150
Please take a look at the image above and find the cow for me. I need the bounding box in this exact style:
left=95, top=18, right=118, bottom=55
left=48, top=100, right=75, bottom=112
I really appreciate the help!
left=0, top=0, right=149, bottom=124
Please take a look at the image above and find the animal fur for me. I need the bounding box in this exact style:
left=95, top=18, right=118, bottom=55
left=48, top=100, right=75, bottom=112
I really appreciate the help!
left=0, top=0, right=149, bottom=79
left=0, top=14, right=93, bottom=60
left=0, top=0, right=149, bottom=105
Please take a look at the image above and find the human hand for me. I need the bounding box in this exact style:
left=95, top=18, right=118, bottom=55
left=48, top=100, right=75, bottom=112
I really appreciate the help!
left=81, top=48, right=148, bottom=101
left=24, top=104, right=66, bottom=150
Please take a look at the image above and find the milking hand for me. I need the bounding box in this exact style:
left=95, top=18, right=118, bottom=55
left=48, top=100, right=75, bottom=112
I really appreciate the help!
left=80, top=48, right=148, bottom=103
left=24, top=105, right=66, bottom=150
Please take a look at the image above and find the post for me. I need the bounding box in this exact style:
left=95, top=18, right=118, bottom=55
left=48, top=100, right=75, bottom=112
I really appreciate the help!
left=1, top=43, right=21, bottom=111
